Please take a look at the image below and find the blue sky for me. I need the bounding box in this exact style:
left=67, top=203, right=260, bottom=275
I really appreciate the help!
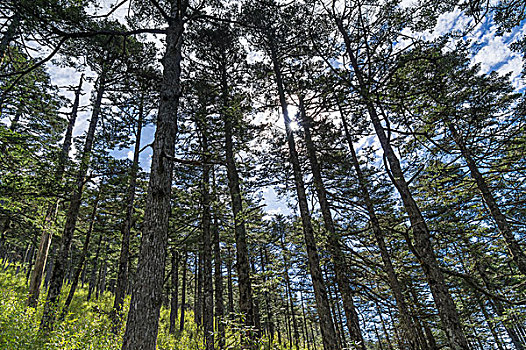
left=43, top=1, right=525, bottom=216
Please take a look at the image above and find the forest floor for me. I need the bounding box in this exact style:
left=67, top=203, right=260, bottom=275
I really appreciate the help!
left=0, top=265, right=299, bottom=350
left=0, top=265, right=201, bottom=350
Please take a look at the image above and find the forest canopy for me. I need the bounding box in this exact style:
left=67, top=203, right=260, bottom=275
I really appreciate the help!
left=0, top=0, right=525, bottom=349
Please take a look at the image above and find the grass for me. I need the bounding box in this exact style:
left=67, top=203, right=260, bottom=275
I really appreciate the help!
left=0, top=265, right=304, bottom=349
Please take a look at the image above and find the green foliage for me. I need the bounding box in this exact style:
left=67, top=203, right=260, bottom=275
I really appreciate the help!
left=0, top=268, right=121, bottom=350
left=0, top=267, right=307, bottom=350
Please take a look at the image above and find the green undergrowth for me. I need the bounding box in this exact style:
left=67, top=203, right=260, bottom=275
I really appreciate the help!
left=0, top=266, right=304, bottom=349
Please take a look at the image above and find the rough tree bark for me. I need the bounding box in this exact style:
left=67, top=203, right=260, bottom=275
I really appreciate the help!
left=260, top=245, right=274, bottom=344
left=60, top=185, right=102, bottom=319
left=87, top=232, right=103, bottom=301
left=27, top=74, right=83, bottom=307
left=195, top=251, right=203, bottom=326
left=298, top=97, right=366, bottom=349
left=40, top=72, right=105, bottom=330
left=200, top=126, right=214, bottom=350
left=339, top=104, right=425, bottom=350
left=212, top=171, right=225, bottom=348
left=0, top=13, right=19, bottom=63
left=180, top=249, right=188, bottom=333
left=335, top=17, right=469, bottom=350
left=281, top=236, right=300, bottom=350
left=121, top=1, right=186, bottom=348
left=226, top=247, right=234, bottom=317
left=169, top=248, right=179, bottom=334
left=446, top=120, right=526, bottom=275
left=269, top=44, right=338, bottom=350
left=220, top=60, right=255, bottom=330
left=112, top=94, right=144, bottom=324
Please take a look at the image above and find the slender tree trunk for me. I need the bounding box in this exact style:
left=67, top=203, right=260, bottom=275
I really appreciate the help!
left=97, top=259, right=107, bottom=298
left=375, top=324, right=385, bottom=350
left=169, top=249, right=179, bottom=334
left=220, top=61, right=255, bottom=330
left=407, top=284, right=438, bottom=350
left=299, top=97, right=365, bottom=349
left=335, top=18, right=469, bottom=350
left=113, top=95, right=144, bottom=323
left=339, top=104, right=424, bottom=350
left=333, top=290, right=347, bottom=347
left=180, top=250, right=188, bottom=333
left=325, top=275, right=342, bottom=349
left=250, top=260, right=262, bottom=337
left=213, top=205, right=225, bottom=348
left=22, top=243, right=32, bottom=274
left=277, top=317, right=283, bottom=347
left=478, top=298, right=505, bottom=350
left=0, top=13, right=19, bottom=64
left=60, top=187, right=102, bottom=319
left=195, top=251, right=203, bottom=326
left=461, top=231, right=525, bottom=350
left=261, top=245, right=274, bottom=343
left=25, top=244, right=35, bottom=284
left=227, top=247, right=234, bottom=317
left=121, top=2, right=186, bottom=348
left=40, top=72, right=105, bottom=330
left=300, top=291, right=310, bottom=350
left=28, top=74, right=83, bottom=308
left=200, top=128, right=214, bottom=350
left=446, top=120, right=526, bottom=275
left=281, top=236, right=300, bottom=350
left=285, top=293, right=292, bottom=349
left=65, top=249, right=73, bottom=285
left=379, top=306, right=395, bottom=350
left=270, top=44, right=338, bottom=350
left=44, top=244, right=55, bottom=289
left=87, top=232, right=103, bottom=301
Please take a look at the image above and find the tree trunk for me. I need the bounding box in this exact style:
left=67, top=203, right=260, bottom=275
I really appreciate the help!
left=325, top=274, right=342, bottom=349
left=180, top=249, right=188, bottom=333
left=478, top=298, right=505, bottom=350
left=44, top=244, right=55, bottom=289
left=261, top=245, right=274, bottom=343
left=446, top=120, right=526, bottom=275
left=121, top=2, right=186, bottom=348
left=28, top=74, right=83, bottom=308
left=335, top=18, right=469, bottom=350
left=40, top=72, right=104, bottom=330
left=60, top=186, right=101, bottom=319
left=200, top=128, right=214, bottom=350
left=0, top=13, right=19, bottom=64
left=299, top=97, right=365, bottom=349
left=461, top=229, right=525, bottom=350
left=113, top=95, right=144, bottom=323
left=96, top=256, right=107, bottom=299
left=220, top=61, right=255, bottom=330
left=87, top=232, right=103, bottom=301
left=213, top=204, right=225, bottom=348
left=195, top=251, right=203, bottom=326
left=0, top=218, right=10, bottom=263
left=169, top=249, right=179, bottom=334
left=270, top=44, right=338, bottom=350
left=300, top=291, right=310, bottom=350
left=339, top=104, right=424, bottom=350
left=226, top=247, right=234, bottom=317
left=281, top=236, right=300, bottom=350
left=377, top=300, right=394, bottom=350
left=250, top=259, right=262, bottom=337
